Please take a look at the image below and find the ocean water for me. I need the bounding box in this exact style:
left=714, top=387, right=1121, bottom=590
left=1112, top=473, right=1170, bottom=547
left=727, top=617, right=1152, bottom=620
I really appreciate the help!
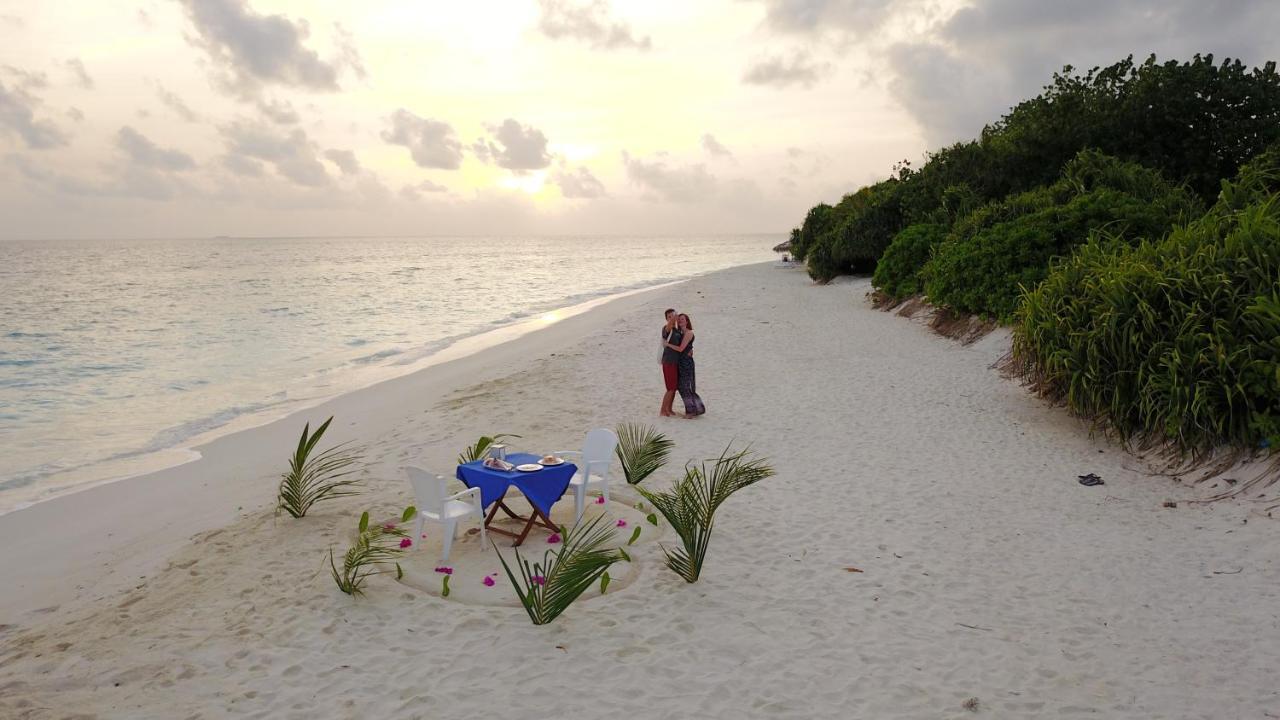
left=0, top=235, right=776, bottom=514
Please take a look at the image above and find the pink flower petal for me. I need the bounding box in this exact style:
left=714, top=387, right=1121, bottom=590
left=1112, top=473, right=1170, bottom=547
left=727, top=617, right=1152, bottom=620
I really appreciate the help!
left=383, top=522, right=397, bottom=530
left=595, top=496, right=606, bottom=504
left=532, top=575, right=546, bottom=585
left=547, top=533, right=561, bottom=544
left=399, top=538, right=412, bottom=548
left=616, top=519, right=627, bottom=528
left=434, top=566, right=453, bottom=575
left=483, top=576, right=496, bottom=587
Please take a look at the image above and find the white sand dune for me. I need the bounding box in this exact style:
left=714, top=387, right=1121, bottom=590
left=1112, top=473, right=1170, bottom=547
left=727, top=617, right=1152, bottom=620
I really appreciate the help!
left=1, top=262, right=1277, bottom=719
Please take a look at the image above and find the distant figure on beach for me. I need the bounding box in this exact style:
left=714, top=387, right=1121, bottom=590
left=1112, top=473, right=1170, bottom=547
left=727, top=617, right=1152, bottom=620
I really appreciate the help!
left=660, top=308, right=680, bottom=416
left=664, top=313, right=705, bottom=418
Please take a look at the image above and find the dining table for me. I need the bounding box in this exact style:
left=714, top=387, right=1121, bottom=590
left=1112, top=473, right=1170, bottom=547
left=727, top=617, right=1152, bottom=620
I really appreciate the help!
left=455, top=452, right=578, bottom=546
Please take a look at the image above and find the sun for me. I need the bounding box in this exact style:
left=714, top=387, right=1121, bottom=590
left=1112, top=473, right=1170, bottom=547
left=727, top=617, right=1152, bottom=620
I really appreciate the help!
left=499, top=171, right=549, bottom=195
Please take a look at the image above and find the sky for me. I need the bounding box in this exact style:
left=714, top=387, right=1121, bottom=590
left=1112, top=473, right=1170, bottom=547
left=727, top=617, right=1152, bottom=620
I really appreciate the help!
left=1, top=0, right=1279, bottom=239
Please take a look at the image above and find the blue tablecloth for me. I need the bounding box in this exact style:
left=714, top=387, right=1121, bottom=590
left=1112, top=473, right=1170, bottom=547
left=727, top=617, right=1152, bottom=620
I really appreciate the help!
left=456, top=452, right=577, bottom=517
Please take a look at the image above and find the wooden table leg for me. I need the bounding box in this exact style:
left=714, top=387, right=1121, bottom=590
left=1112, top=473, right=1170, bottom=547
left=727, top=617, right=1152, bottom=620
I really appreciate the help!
left=485, top=488, right=543, bottom=546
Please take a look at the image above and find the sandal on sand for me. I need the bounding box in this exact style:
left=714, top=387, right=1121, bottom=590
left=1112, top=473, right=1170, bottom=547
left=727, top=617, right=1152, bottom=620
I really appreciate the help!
left=1077, top=473, right=1105, bottom=487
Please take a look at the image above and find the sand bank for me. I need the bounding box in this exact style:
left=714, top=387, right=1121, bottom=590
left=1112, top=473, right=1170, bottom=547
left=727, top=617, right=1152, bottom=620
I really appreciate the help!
left=1, top=262, right=1277, bottom=719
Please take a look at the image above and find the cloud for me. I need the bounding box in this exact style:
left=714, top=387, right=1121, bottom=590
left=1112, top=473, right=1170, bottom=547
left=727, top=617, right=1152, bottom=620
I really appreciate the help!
left=399, top=179, right=449, bottom=201
left=0, top=15, right=23, bottom=29
left=0, top=80, right=69, bottom=149
left=701, top=133, right=732, bottom=157
left=622, top=152, right=717, bottom=203
left=65, top=58, right=93, bottom=89
left=381, top=109, right=463, bottom=170
left=2, top=65, right=48, bottom=91
left=333, top=23, right=367, bottom=81
left=66, top=107, right=84, bottom=122
left=116, top=127, right=197, bottom=171
left=472, top=119, right=552, bottom=171
left=221, top=121, right=330, bottom=186
left=553, top=165, right=606, bottom=198
left=536, top=0, right=651, bottom=51
left=323, top=148, right=360, bottom=175
left=10, top=150, right=191, bottom=202
left=222, top=152, right=264, bottom=177
left=750, top=0, right=896, bottom=36
left=884, top=0, right=1280, bottom=145
left=743, top=52, right=829, bottom=88
left=256, top=97, right=299, bottom=124
left=156, top=85, right=200, bottom=122
left=177, top=0, right=342, bottom=97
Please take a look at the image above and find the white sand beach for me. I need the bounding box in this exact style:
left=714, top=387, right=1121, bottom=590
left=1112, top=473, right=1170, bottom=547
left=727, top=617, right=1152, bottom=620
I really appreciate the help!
left=1, top=261, right=1277, bottom=719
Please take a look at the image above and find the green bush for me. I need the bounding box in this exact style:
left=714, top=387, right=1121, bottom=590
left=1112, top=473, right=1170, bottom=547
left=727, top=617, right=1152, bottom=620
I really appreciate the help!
left=922, top=152, right=1201, bottom=320
left=802, top=183, right=897, bottom=281
left=1012, top=148, right=1280, bottom=455
left=872, top=223, right=947, bottom=298
left=786, top=53, right=1280, bottom=283
left=790, top=203, right=836, bottom=262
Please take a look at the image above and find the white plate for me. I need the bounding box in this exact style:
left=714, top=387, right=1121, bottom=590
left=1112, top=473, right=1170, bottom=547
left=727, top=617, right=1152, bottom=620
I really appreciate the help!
left=538, top=458, right=565, bottom=466
left=516, top=464, right=543, bottom=472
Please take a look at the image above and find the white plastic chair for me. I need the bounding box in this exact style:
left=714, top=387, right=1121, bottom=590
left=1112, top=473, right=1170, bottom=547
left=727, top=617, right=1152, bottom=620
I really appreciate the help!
left=405, top=467, right=486, bottom=562
left=554, top=428, right=619, bottom=525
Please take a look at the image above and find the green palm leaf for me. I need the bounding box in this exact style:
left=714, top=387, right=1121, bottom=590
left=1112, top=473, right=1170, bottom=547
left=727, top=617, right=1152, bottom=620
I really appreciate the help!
left=614, top=422, right=674, bottom=485
left=637, top=445, right=774, bottom=583
left=330, top=512, right=408, bottom=596
left=493, top=515, right=620, bottom=625
left=457, top=433, right=522, bottom=464
left=278, top=416, right=363, bottom=518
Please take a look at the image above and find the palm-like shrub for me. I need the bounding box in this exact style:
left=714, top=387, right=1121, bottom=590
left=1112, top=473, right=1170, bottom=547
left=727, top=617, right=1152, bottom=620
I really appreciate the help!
left=637, top=446, right=774, bottom=583
left=494, top=515, right=620, bottom=625
left=330, top=510, right=409, bottom=596
left=614, top=423, right=673, bottom=485
left=457, top=433, right=521, bottom=464
left=277, top=416, right=362, bottom=518
left=1011, top=144, right=1280, bottom=456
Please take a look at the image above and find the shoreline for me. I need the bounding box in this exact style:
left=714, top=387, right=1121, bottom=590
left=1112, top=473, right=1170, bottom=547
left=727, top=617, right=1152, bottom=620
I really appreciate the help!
left=0, top=268, right=721, bottom=620
left=0, top=275, right=699, bottom=518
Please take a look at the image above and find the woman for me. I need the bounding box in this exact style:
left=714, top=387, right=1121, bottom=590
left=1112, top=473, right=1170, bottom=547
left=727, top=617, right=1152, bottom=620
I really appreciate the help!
left=664, top=313, right=705, bottom=417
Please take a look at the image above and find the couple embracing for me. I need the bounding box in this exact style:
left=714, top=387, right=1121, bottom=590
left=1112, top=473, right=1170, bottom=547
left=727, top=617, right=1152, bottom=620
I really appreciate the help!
left=659, top=308, right=706, bottom=418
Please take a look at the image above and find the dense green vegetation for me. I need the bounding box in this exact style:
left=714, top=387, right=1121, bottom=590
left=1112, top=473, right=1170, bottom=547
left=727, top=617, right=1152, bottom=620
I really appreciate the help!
left=921, top=151, right=1202, bottom=320
left=791, top=54, right=1280, bottom=284
left=787, top=53, right=1280, bottom=458
left=1011, top=146, right=1280, bottom=453
left=871, top=222, right=946, bottom=298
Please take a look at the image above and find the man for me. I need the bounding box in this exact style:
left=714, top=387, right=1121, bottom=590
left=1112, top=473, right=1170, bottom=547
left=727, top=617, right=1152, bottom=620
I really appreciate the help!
left=659, top=308, right=680, bottom=416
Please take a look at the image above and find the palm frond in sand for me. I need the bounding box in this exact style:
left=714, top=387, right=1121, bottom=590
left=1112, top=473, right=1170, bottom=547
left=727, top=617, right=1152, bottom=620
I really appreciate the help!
left=494, top=515, right=620, bottom=625
left=614, top=422, right=674, bottom=485
left=277, top=416, right=362, bottom=518
left=638, top=445, right=774, bottom=583
left=329, top=511, right=408, bottom=596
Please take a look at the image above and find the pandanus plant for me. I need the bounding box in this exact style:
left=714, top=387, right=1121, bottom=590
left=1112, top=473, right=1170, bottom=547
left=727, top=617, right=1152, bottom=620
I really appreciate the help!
left=277, top=416, right=363, bottom=518
left=637, top=446, right=774, bottom=583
